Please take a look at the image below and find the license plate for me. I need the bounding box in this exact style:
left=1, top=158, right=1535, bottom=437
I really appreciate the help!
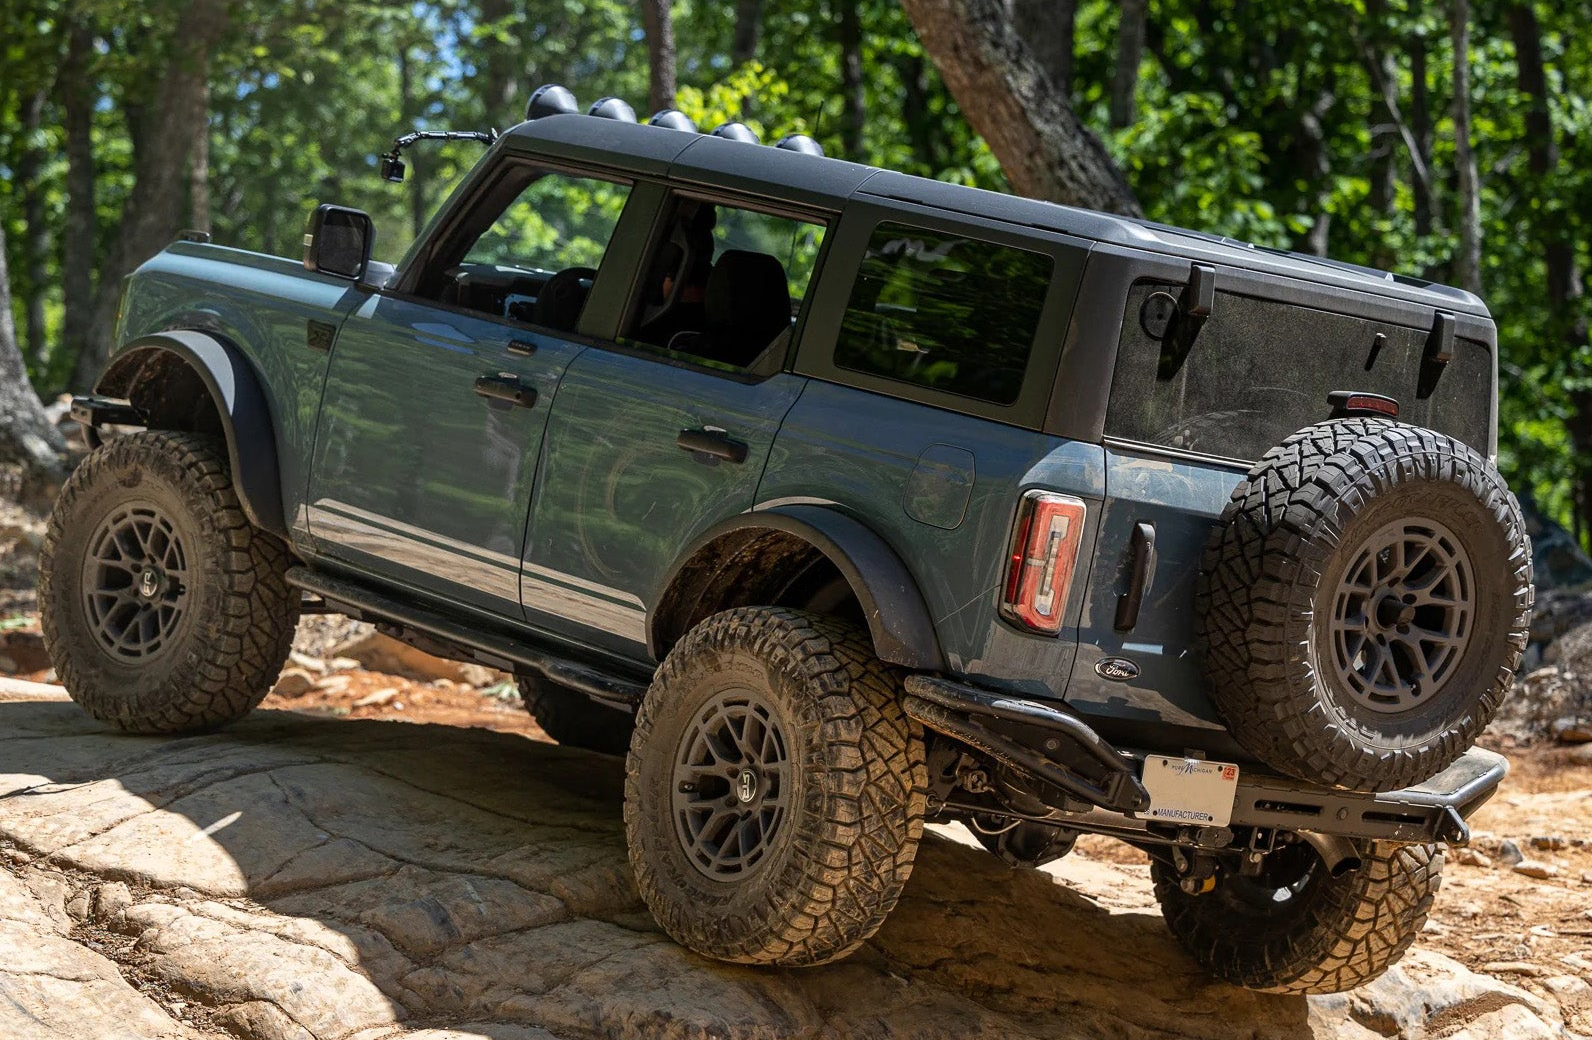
left=1140, top=755, right=1240, bottom=827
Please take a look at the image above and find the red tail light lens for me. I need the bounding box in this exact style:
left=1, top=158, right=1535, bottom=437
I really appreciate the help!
left=1002, top=491, right=1088, bottom=634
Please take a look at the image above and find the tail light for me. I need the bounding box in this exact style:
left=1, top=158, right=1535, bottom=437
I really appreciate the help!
left=1002, top=491, right=1088, bottom=634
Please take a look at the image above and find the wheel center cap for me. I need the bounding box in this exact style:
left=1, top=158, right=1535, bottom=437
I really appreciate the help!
left=736, top=768, right=759, bottom=804
left=138, top=568, right=161, bottom=599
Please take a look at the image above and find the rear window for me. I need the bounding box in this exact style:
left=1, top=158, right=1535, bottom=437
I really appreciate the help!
left=834, top=223, right=1053, bottom=406
left=1105, top=282, right=1493, bottom=461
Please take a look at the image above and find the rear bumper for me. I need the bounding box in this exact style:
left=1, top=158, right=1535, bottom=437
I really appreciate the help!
left=904, top=674, right=1505, bottom=846
left=1227, top=746, right=1504, bottom=845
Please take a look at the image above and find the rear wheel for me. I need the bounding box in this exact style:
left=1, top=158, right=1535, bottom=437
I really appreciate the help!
left=1151, top=840, right=1442, bottom=994
left=40, top=431, right=299, bottom=733
left=518, top=675, right=633, bottom=755
left=624, top=607, right=927, bottom=965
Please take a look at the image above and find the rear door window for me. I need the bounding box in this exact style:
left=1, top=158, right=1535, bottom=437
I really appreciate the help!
left=1105, top=283, right=1494, bottom=461
left=833, top=223, right=1053, bottom=406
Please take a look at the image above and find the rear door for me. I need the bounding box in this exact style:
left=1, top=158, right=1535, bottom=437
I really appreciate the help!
left=306, top=164, right=638, bottom=615
left=523, top=190, right=831, bottom=657
left=1065, top=267, right=1498, bottom=739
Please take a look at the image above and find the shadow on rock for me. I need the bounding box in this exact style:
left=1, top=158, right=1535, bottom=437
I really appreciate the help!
left=0, top=701, right=1547, bottom=1040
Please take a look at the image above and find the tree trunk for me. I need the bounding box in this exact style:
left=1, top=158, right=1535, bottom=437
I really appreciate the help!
left=837, top=2, right=866, bottom=160
left=1109, top=0, right=1147, bottom=128
left=640, top=0, right=676, bottom=115
left=1508, top=1, right=1590, bottom=545
left=1362, top=0, right=1397, bottom=217
left=900, top=0, right=1140, bottom=214
left=0, top=221, right=67, bottom=498
left=476, top=0, right=522, bottom=119
left=61, top=21, right=98, bottom=384
left=190, top=80, right=212, bottom=233
left=399, top=47, right=428, bottom=244
left=895, top=52, right=942, bottom=172
left=1410, top=27, right=1435, bottom=236
left=1009, top=0, right=1074, bottom=99
left=71, top=0, right=233, bottom=391
left=15, top=89, right=50, bottom=366
left=732, top=0, right=762, bottom=65
left=1448, top=0, right=1481, bottom=294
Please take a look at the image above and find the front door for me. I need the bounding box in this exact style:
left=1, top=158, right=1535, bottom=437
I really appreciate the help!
left=306, top=165, right=636, bottom=615
left=524, top=191, right=831, bottom=656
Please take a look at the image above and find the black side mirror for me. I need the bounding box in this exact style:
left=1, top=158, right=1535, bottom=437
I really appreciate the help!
left=304, top=204, right=374, bottom=280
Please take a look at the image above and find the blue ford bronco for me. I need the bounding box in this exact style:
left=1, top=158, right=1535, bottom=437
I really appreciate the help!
left=43, top=85, right=1533, bottom=993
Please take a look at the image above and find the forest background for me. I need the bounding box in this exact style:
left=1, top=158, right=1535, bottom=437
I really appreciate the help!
left=1, top=0, right=1589, bottom=544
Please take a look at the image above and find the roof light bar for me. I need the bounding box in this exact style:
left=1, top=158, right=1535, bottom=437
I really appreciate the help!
left=587, top=96, right=638, bottom=122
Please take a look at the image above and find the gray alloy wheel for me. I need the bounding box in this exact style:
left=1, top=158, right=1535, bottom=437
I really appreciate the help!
left=1328, top=518, right=1474, bottom=715
left=79, top=502, right=192, bottom=662
left=670, top=687, right=792, bottom=878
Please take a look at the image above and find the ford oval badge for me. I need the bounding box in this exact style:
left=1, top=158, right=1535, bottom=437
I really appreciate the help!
left=1096, top=657, right=1139, bottom=682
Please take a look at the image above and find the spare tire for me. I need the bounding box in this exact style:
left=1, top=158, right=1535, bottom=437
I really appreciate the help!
left=1198, top=419, right=1532, bottom=791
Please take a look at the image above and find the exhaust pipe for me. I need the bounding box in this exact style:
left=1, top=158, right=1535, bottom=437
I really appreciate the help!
left=1298, top=831, right=1364, bottom=877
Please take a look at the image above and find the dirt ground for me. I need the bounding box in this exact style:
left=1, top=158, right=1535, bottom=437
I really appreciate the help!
left=3, top=495, right=1590, bottom=1034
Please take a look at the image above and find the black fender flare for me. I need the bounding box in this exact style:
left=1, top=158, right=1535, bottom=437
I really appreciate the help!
left=94, top=330, right=287, bottom=539
left=650, top=504, right=946, bottom=671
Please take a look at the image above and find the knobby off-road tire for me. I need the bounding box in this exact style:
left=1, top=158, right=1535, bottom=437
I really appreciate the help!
left=624, top=607, right=927, bottom=966
left=1198, top=419, right=1532, bottom=791
left=519, top=675, right=633, bottom=755
left=40, top=431, right=299, bottom=734
left=1151, top=841, right=1443, bottom=994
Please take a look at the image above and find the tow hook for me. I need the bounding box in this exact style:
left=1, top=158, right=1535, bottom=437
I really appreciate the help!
left=1436, top=805, right=1471, bottom=846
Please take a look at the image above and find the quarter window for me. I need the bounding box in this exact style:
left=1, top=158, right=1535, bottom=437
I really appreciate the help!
left=834, top=223, right=1053, bottom=406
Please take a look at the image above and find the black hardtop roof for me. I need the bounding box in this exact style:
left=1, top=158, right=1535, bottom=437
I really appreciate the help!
left=503, top=114, right=1488, bottom=318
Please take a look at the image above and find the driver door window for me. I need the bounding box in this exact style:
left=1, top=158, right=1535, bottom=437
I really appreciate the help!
left=432, top=170, right=630, bottom=332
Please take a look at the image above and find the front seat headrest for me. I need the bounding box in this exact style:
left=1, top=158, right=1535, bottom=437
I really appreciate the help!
left=704, top=251, right=791, bottom=367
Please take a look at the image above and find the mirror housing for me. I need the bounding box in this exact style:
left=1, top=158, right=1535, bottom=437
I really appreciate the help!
left=304, top=205, right=374, bottom=280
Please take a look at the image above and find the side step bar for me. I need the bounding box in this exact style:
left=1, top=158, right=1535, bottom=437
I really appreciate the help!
left=903, top=675, right=1151, bottom=815
left=284, top=566, right=649, bottom=712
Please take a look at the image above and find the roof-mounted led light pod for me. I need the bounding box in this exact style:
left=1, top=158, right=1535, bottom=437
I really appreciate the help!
left=525, top=84, right=579, bottom=121
left=774, top=134, right=825, bottom=157
left=587, top=96, right=638, bottom=122
left=710, top=121, right=760, bottom=144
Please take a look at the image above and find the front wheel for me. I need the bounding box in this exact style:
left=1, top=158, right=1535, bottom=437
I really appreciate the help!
left=1151, top=840, right=1442, bottom=993
left=624, top=607, right=927, bottom=966
left=39, top=431, right=299, bottom=733
left=519, top=675, right=634, bottom=755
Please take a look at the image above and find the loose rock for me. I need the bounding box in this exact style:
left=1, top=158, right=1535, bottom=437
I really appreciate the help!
left=1513, top=860, right=1558, bottom=880
left=271, top=668, right=317, bottom=699
left=1495, top=839, right=1526, bottom=866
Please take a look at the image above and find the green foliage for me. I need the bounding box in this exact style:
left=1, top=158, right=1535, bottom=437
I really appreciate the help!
left=2, top=0, right=1589, bottom=541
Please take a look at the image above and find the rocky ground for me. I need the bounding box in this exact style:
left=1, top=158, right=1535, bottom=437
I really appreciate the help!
left=3, top=499, right=1590, bottom=1039
left=0, top=690, right=1582, bottom=1040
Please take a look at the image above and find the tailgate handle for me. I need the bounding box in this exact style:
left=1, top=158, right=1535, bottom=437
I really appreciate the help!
left=676, top=428, right=748, bottom=464
left=472, top=373, right=537, bottom=409
left=1114, top=522, right=1157, bottom=631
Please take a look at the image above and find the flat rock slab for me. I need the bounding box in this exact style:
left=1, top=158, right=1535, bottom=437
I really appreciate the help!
left=0, top=699, right=1564, bottom=1040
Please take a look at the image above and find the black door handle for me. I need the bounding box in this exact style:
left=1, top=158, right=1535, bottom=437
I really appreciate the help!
left=676, top=428, right=748, bottom=464
left=473, top=373, right=537, bottom=408
left=1114, top=522, right=1157, bottom=631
